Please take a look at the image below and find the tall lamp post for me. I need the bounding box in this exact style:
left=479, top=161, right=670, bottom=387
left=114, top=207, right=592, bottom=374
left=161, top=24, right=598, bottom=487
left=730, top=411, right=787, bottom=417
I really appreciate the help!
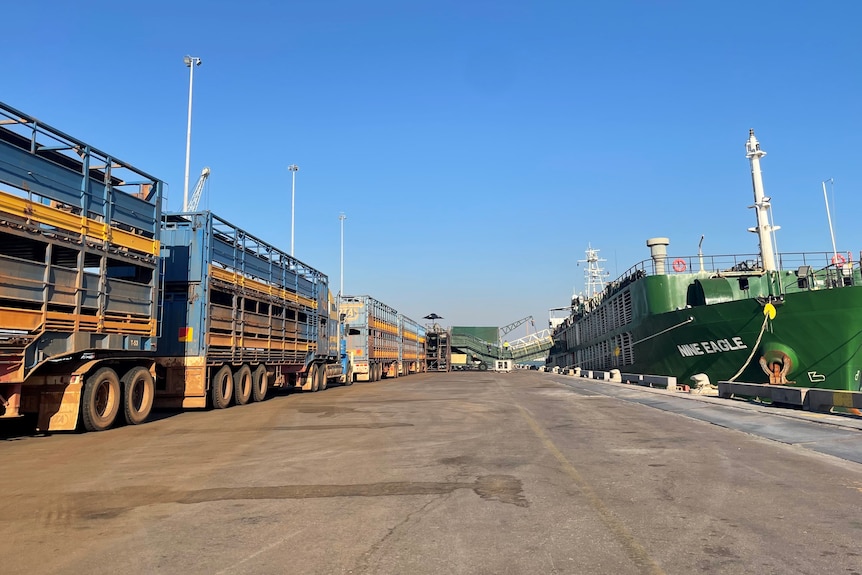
left=339, top=212, right=347, bottom=297
left=337, top=212, right=347, bottom=365
left=288, top=164, right=299, bottom=256
left=183, top=55, right=202, bottom=211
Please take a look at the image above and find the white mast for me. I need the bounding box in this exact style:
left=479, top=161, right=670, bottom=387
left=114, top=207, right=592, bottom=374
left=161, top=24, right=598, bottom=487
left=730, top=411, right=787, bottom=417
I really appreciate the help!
left=821, top=178, right=838, bottom=263
left=579, top=245, right=608, bottom=298
left=745, top=129, right=779, bottom=271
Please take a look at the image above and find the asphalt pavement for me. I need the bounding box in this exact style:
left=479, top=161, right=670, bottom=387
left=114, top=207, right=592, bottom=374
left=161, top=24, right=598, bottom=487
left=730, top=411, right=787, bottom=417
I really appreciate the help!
left=2, top=370, right=862, bottom=575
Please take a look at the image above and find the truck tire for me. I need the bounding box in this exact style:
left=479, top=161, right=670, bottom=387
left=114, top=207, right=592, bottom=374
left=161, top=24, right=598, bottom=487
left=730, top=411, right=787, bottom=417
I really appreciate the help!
left=344, top=364, right=354, bottom=386
left=211, top=365, right=233, bottom=409
left=318, top=364, right=328, bottom=391
left=308, top=364, right=319, bottom=392
left=121, top=366, right=154, bottom=426
left=251, top=365, right=268, bottom=402
left=82, top=367, right=121, bottom=432
left=233, top=365, right=252, bottom=406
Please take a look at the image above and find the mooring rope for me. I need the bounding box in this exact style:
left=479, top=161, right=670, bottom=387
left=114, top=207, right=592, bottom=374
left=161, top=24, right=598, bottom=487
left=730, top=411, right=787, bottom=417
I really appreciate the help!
left=632, top=316, right=695, bottom=345
left=727, top=314, right=770, bottom=382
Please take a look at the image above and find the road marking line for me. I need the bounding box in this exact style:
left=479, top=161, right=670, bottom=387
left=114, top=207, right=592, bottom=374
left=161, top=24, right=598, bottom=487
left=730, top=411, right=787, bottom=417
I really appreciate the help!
left=515, top=403, right=666, bottom=575
left=215, top=528, right=302, bottom=574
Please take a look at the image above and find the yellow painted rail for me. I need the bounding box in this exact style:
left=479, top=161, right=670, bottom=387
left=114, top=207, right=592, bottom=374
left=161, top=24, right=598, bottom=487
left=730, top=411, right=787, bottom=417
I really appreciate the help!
left=209, top=266, right=317, bottom=310
left=0, top=188, right=159, bottom=257
left=0, top=306, right=155, bottom=336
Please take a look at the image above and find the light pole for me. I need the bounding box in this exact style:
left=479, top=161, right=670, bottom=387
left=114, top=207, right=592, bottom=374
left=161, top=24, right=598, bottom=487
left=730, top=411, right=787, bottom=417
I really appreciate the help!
left=183, top=55, right=202, bottom=211
left=339, top=212, right=347, bottom=297
left=337, top=212, right=348, bottom=375
left=288, top=164, right=299, bottom=256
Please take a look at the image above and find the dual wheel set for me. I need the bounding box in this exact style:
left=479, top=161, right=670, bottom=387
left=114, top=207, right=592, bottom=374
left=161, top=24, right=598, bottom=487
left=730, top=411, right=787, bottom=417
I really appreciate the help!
left=82, top=362, right=346, bottom=432
left=209, top=364, right=269, bottom=409
left=301, top=362, right=354, bottom=392
left=81, top=365, right=155, bottom=432
left=365, top=363, right=386, bottom=382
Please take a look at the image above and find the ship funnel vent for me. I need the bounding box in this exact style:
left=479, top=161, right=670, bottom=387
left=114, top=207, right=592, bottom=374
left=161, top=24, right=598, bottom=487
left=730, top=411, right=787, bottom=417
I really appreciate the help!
left=646, top=237, right=670, bottom=275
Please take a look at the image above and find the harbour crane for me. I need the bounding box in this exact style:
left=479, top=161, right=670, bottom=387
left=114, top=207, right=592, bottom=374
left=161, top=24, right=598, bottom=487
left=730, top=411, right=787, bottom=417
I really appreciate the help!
left=186, top=166, right=211, bottom=211
left=499, top=315, right=535, bottom=339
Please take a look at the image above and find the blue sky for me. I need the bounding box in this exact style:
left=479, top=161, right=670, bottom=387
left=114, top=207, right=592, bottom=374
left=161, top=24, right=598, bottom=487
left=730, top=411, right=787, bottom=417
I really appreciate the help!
left=4, top=1, right=861, bottom=336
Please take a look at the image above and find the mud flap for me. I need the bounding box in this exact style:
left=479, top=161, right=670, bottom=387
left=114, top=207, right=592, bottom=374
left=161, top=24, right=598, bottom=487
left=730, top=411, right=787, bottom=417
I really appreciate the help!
left=37, top=381, right=84, bottom=432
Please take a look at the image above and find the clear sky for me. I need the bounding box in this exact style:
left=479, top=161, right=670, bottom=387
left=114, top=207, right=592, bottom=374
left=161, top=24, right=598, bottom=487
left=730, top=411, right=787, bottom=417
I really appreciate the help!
left=4, top=1, right=861, bottom=337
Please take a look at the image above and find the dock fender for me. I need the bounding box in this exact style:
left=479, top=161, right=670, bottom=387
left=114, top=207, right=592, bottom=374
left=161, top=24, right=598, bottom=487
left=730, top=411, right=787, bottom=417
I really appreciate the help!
left=758, top=338, right=797, bottom=384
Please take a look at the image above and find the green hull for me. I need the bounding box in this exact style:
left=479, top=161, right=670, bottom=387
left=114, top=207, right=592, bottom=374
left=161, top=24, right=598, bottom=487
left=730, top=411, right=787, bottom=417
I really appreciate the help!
left=549, top=257, right=862, bottom=391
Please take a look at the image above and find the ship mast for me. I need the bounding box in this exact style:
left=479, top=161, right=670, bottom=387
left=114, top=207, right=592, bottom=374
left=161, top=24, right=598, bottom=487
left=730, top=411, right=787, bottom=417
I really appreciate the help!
left=579, top=245, right=608, bottom=298
left=745, top=129, right=778, bottom=271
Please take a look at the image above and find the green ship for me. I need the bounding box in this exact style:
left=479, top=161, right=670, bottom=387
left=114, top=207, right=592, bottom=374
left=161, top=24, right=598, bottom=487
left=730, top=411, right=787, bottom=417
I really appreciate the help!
left=548, top=130, right=862, bottom=391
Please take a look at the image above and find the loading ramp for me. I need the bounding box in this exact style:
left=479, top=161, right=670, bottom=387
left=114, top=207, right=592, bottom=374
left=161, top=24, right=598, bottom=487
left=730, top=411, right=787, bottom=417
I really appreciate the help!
left=448, top=329, right=553, bottom=369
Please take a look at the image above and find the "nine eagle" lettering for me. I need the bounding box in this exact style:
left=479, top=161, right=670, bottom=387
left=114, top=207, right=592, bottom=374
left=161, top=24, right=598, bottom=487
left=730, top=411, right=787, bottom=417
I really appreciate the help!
left=677, top=337, right=747, bottom=357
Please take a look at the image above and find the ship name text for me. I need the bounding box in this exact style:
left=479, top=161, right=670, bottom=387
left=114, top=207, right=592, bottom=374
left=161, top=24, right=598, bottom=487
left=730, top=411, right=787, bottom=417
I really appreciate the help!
left=677, top=337, right=747, bottom=357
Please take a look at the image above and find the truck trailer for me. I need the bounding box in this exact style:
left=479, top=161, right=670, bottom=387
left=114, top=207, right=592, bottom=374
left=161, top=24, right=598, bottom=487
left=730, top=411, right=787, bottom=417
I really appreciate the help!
left=0, top=101, right=163, bottom=431
left=399, top=315, right=427, bottom=376
left=342, top=295, right=427, bottom=381
left=157, top=211, right=348, bottom=409
left=0, top=101, right=349, bottom=432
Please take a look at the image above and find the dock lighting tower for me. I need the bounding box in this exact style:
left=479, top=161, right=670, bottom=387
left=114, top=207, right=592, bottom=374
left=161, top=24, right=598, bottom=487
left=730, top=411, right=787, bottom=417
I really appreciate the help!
left=183, top=55, right=202, bottom=211
left=339, top=212, right=346, bottom=298
left=289, top=164, right=299, bottom=256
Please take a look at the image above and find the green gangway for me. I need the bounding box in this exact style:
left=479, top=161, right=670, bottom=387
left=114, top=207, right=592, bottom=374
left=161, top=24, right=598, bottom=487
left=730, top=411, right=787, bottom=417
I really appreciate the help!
left=449, top=330, right=553, bottom=367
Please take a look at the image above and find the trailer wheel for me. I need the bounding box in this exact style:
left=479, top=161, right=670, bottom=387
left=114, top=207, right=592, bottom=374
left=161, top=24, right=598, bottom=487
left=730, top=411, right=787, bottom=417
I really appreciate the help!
left=252, top=365, right=268, bottom=402
left=308, top=364, right=319, bottom=392
left=233, top=365, right=253, bottom=406
left=82, top=367, right=121, bottom=432
left=211, top=365, right=233, bottom=409
left=318, top=364, right=327, bottom=391
left=344, top=364, right=354, bottom=386
left=121, top=366, right=154, bottom=426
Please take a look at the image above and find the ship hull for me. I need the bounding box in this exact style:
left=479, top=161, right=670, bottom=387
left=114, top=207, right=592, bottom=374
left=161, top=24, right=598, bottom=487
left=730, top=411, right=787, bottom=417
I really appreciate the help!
left=550, top=272, right=862, bottom=392
left=629, top=287, right=862, bottom=390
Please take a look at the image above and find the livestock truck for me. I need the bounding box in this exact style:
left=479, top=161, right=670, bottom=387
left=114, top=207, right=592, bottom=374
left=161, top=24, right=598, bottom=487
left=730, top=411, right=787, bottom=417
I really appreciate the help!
left=399, top=314, right=427, bottom=376
left=342, top=295, right=427, bottom=381
left=0, top=101, right=163, bottom=431
left=0, top=101, right=348, bottom=432
left=157, top=211, right=349, bottom=409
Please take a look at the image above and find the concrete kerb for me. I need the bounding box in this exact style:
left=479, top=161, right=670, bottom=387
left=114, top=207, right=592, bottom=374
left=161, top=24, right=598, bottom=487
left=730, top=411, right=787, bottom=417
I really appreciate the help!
left=718, top=381, right=862, bottom=413
left=563, top=367, right=678, bottom=391
left=552, top=373, right=862, bottom=432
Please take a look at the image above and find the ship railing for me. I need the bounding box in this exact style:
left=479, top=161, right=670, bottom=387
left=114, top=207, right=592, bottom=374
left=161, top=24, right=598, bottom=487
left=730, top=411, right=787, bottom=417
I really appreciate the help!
left=591, top=251, right=861, bottom=306
left=555, top=250, right=862, bottom=333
